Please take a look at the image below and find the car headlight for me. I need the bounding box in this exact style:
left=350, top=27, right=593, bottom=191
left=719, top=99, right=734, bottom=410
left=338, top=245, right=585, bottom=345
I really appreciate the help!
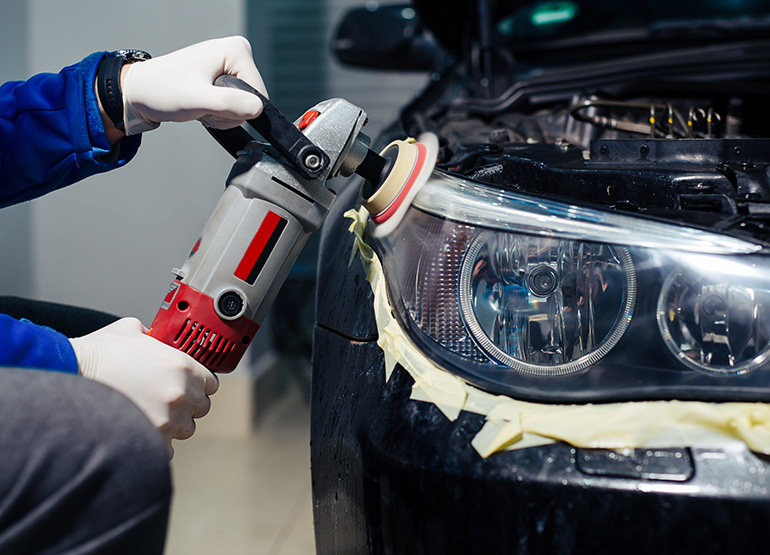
left=372, top=170, right=770, bottom=403
left=656, top=257, right=770, bottom=376
left=460, top=231, right=636, bottom=376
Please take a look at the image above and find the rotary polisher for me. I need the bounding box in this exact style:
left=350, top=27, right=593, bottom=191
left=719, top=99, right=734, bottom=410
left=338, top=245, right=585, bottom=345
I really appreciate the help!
left=148, top=76, right=437, bottom=372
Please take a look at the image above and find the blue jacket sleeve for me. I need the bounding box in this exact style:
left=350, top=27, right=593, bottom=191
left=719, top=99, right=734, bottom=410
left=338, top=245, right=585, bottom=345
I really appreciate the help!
left=0, top=51, right=142, bottom=208
left=0, top=315, right=79, bottom=373
left=1, top=52, right=141, bottom=372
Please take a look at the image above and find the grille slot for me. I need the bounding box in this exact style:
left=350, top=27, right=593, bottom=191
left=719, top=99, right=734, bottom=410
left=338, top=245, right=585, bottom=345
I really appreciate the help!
left=172, top=319, right=235, bottom=367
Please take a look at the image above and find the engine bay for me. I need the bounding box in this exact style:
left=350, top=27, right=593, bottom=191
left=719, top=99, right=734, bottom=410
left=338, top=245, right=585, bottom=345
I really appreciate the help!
left=401, top=40, right=770, bottom=246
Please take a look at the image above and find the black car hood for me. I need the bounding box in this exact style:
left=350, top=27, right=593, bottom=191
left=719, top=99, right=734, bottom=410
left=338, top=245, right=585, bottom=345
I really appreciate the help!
left=413, top=0, right=770, bottom=56
left=412, top=0, right=484, bottom=55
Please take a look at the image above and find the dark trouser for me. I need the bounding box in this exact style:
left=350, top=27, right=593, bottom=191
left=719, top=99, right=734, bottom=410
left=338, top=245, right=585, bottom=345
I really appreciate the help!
left=0, top=298, right=171, bottom=554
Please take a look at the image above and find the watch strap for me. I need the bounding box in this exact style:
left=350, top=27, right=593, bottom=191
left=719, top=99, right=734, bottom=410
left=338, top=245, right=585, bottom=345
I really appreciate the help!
left=97, top=54, right=126, bottom=130
left=96, top=50, right=158, bottom=135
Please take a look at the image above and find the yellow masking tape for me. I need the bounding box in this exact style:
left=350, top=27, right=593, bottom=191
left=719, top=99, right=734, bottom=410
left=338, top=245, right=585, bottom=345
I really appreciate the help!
left=345, top=208, right=770, bottom=458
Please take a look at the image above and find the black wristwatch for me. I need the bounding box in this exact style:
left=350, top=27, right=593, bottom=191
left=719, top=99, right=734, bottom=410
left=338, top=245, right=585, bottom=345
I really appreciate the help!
left=96, top=49, right=155, bottom=134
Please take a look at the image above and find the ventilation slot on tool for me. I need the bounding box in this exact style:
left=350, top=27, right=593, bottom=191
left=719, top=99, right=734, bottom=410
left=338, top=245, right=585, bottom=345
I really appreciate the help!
left=173, top=319, right=236, bottom=367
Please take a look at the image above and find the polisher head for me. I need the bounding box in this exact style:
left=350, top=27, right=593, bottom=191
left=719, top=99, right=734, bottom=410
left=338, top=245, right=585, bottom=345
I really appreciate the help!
left=359, top=133, right=439, bottom=237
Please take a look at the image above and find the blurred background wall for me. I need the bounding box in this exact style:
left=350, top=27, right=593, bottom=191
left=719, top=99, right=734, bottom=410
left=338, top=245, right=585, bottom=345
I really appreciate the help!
left=1, top=0, right=247, bottom=323
left=0, top=1, right=33, bottom=297
left=0, top=0, right=427, bottom=404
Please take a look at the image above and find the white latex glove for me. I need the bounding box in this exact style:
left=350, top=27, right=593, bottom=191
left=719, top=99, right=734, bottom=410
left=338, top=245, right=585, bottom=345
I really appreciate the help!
left=70, top=318, right=219, bottom=456
left=121, top=36, right=268, bottom=135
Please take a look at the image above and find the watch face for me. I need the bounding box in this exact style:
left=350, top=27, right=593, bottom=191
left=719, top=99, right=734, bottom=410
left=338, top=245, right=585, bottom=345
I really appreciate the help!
left=115, top=49, right=152, bottom=62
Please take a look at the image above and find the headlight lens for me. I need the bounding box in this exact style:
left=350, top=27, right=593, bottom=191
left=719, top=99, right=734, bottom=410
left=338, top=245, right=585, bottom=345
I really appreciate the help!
left=373, top=170, right=770, bottom=403
left=461, top=232, right=635, bottom=376
left=657, top=265, right=770, bottom=376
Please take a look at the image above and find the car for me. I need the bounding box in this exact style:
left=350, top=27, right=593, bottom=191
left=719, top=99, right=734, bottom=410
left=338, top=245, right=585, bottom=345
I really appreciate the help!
left=311, top=1, right=770, bottom=552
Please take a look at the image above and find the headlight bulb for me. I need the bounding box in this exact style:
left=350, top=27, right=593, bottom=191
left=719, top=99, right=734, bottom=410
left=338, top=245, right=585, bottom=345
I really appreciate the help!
left=526, top=264, right=560, bottom=297
left=656, top=268, right=770, bottom=376
left=459, top=232, right=636, bottom=376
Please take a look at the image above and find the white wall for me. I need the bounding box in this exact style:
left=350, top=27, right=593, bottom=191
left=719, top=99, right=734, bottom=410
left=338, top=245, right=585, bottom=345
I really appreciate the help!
left=18, top=0, right=246, bottom=324
left=0, top=0, right=32, bottom=296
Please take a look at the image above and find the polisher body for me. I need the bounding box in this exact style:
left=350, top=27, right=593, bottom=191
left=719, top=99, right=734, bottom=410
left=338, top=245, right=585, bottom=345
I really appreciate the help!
left=149, top=98, right=369, bottom=372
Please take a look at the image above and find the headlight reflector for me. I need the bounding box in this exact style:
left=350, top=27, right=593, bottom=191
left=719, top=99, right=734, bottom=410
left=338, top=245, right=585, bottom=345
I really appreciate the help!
left=657, top=268, right=770, bottom=376
left=460, top=232, right=636, bottom=376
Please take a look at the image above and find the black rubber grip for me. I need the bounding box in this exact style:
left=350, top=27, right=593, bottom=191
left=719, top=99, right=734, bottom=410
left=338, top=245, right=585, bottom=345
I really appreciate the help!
left=209, top=75, right=329, bottom=180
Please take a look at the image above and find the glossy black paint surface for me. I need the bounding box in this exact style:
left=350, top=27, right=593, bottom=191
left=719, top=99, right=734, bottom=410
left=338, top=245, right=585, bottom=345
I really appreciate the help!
left=314, top=180, right=378, bottom=341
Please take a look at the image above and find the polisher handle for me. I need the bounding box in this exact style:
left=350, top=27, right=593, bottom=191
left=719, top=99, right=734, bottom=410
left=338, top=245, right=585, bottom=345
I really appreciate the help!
left=206, top=75, right=330, bottom=180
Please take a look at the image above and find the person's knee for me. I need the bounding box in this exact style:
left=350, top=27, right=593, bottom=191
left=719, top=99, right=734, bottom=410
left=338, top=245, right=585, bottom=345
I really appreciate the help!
left=70, top=370, right=172, bottom=503
left=0, top=369, right=171, bottom=554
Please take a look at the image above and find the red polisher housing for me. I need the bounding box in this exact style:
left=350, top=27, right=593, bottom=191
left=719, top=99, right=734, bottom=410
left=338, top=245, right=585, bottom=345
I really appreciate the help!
left=149, top=281, right=260, bottom=373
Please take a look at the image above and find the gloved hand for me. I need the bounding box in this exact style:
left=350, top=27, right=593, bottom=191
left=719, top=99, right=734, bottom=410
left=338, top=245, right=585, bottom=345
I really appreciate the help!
left=70, top=318, right=219, bottom=456
left=121, top=36, right=268, bottom=135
